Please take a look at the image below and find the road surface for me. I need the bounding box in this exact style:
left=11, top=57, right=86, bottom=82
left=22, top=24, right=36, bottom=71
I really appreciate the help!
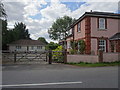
left=2, top=64, right=118, bottom=88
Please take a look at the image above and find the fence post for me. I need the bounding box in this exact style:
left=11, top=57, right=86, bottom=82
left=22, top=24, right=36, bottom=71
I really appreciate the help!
left=64, top=49, right=67, bottom=64
left=49, top=50, right=52, bottom=64
left=46, top=52, right=48, bottom=62
left=14, top=50, right=17, bottom=63
left=98, top=50, right=103, bottom=62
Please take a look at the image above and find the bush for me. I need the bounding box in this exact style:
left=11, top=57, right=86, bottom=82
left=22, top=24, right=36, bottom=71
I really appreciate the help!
left=52, top=46, right=63, bottom=62
left=69, top=49, right=77, bottom=54
left=78, top=40, right=85, bottom=54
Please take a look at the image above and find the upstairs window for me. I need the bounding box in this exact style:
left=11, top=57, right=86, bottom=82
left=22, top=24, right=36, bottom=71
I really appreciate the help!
left=77, top=22, right=81, bottom=32
left=98, top=18, right=107, bottom=30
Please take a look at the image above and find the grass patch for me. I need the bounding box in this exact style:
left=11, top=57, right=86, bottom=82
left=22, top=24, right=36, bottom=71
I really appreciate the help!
left=67, top=61, right=120, bottom=67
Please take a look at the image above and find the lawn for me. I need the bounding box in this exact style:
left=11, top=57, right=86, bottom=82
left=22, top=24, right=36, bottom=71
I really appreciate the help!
left=67, top=61, right=120, bottom=67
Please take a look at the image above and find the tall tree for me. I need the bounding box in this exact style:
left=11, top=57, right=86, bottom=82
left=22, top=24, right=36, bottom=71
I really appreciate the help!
left=0, top=1, right=7, bottom=49
left=2, top=20, right=8, bottom=50
left=2, top=22, right=31, bottom=50
left=38, top=37, right=48, bottom=44
left=48, top=16, right=75, bottom=40
left=13, top=22, right=31, bottom=41
left=0, top=1, right=7, bottom=18
left=46, top=42, right=59, bottom=50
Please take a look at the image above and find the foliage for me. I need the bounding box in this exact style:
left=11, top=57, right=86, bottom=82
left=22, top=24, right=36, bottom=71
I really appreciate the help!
left=78, top=40, right=85, bottom=54
left=0, top=1, right=7, bottom=18
left=69, top=49, right=74, bottom=54
left=13, top=22, right=30, bottom=40
left=69, top=41, right=78, bottom=54
left=38, top=37, right=48, bottom=44
left=52, top=45, right=63, bottom=62
left=48, top=16, right=76, bottom=40
left=2, top=20, right=8, bottom=49
left=2, top=21, right=31, bottom=50
left=46, top=42, right=59, bottom=50
left=69, top=48, right=77, bottom=54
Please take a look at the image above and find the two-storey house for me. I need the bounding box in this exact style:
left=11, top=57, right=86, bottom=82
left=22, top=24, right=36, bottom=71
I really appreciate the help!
left=66, top=11, right=120, bottom=55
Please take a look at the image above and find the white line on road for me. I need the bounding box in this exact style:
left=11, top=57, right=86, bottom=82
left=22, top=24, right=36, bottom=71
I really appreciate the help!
left=1, top=81, right=82, bottom=87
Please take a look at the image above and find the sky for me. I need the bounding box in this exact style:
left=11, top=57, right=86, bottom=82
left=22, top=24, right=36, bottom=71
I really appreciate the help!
left=3, top=0, right=120, bottom=43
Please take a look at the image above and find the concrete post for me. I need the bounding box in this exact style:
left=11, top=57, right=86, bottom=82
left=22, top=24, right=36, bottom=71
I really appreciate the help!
left=49, top=50, right=52, bottom=64
left=14, top=50, right=17, bottom=63
left=64, top=49, right=67, bottom=64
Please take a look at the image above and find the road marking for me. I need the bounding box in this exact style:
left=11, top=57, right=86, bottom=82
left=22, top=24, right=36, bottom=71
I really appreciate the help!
left=1, top=81, right=82, bottom=87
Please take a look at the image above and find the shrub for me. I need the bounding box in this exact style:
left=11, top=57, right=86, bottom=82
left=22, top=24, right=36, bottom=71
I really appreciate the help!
left=52, top=46, right=63, bottom=62
left=78, top=40, right=85, bottom=54
left=69, top=49, right=78, bottom=54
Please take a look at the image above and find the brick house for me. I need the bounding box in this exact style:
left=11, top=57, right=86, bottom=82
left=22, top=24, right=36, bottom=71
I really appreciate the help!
left=66, top=11, right=120, bottom=55
left=109, top=32, right=120, bottom=52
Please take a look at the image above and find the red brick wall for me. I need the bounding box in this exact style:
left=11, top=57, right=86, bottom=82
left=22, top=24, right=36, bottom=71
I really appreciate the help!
left=85, top=17, right=91, bottom=54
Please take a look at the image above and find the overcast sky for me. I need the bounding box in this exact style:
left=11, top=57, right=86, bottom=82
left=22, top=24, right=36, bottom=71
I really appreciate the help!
left=3, top=0, right=120, bottom=43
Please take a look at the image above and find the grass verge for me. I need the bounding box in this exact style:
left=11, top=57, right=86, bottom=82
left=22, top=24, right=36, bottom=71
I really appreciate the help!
left=66, top=61, right=120, bottom=67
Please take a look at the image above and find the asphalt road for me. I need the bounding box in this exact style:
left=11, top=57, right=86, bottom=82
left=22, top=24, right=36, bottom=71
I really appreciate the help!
left=2, top=64, right=118, bottom=88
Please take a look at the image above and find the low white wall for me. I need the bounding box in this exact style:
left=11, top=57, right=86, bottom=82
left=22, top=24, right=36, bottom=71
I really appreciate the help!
left=67, top=54, right=99, bottom=63
left=103, top=53, right=120, bottom=62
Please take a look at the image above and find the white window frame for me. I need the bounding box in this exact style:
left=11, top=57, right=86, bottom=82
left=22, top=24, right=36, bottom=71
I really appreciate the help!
left=16, top=46, right=21, bottom=50
left=98, top=18, right=106, bottom=30
left=37, top=46, right=42, bottom=49
left=78, top=22, right=81, bottom=32
left=31, top=46, right=34, bottom=50
left=98, top=40, right=106, bottom=52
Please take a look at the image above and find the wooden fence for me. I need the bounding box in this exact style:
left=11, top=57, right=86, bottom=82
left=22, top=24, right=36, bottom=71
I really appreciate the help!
left=2, top=50, right=67, bottom=64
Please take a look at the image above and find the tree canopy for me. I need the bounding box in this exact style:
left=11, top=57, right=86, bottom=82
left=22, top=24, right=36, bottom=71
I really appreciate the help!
left=38, top=37, right=48, bottom=44
left=0, top=1, right=7, bottom=18
left=48, top=16, right=75, bottom=40
left=46, top=42, right=59, bottom=50
left=2, top=21, right=31, bottom=50
left=13, top=22, right=30, bottom=40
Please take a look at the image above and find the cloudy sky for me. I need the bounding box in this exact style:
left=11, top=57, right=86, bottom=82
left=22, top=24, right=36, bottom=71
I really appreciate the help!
left=3, top=0, right=120, bottom=43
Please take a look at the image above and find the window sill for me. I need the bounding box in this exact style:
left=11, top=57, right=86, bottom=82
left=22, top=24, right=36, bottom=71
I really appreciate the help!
left=98, top=29, right=107, bottom=31
left=78, top=31, right=81, bottom=33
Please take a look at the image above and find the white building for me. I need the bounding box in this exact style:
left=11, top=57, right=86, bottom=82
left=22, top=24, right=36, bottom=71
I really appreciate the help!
left=8, top=39, right=46, bottom=52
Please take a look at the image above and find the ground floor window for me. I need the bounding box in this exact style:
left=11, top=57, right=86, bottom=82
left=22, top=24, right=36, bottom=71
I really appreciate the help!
left=37, top=46, right=42, bottom=49
left=31, top=46, right=34, bottom=50
left=98, top=39, right=106, bottom=52
left=16, top=46, right=21, bottom=50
